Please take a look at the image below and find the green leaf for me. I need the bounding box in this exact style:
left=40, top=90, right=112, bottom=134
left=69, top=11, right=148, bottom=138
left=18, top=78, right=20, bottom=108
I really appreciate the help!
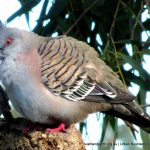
left=100, top=115, right=109, bottom=144
left=7, top=0, right=40, bottom=23
left=79, top=122, right=86, bottom=134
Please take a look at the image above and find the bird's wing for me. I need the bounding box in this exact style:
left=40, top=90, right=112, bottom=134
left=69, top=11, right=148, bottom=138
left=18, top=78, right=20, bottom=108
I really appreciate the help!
left=39, top=36, right=135, bottom=103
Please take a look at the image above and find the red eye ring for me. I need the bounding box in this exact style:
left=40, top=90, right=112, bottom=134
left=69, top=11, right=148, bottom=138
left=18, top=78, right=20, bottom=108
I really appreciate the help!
left=5, top=37, right=13, bottom=46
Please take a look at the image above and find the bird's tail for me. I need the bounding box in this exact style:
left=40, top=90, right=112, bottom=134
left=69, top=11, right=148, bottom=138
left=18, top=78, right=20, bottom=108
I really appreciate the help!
left=103, top=101, right=150, bottom=133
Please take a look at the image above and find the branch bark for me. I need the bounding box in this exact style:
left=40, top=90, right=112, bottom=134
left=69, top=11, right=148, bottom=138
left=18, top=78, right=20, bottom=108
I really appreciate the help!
left=0, top=118, right=85, bottom=150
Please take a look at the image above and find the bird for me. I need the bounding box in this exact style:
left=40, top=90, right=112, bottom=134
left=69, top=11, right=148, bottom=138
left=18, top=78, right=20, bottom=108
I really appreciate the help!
left=0, top=21, right=150, bottom=133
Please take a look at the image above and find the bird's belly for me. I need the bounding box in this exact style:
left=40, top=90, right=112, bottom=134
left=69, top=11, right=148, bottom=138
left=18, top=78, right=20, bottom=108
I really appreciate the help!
left=6, top=83, right=53, bottom=124
left=6, top=82, right=89, bottom=126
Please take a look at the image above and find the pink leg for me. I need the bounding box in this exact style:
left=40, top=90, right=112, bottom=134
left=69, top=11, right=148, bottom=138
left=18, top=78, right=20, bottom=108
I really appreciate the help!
left=46, top=123, right=66, bottom=132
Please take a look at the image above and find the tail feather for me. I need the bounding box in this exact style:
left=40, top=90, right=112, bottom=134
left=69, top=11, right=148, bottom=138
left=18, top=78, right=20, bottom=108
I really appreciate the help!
left=103, top=101, right=150, bottom=133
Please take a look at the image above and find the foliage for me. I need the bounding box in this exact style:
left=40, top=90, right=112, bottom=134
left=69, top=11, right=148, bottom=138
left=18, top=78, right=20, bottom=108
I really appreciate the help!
left=6, top=0, right=150, bottom=149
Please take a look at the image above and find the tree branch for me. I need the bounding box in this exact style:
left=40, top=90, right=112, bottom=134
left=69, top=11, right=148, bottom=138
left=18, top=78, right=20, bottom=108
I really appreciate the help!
left=0, top=118, right=85, bottom=150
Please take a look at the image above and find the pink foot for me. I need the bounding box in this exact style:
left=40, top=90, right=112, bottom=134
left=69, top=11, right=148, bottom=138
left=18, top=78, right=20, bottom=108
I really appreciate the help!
left=46, top=123, right=66, bottom=132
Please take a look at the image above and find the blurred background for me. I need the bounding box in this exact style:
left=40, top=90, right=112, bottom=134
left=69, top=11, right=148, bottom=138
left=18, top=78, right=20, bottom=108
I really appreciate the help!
left=0, top=0, right=150, bottom=150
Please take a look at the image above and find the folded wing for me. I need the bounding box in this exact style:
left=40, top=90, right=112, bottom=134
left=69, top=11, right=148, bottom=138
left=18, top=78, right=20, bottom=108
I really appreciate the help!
left=39, top=36, right=135, bottom=103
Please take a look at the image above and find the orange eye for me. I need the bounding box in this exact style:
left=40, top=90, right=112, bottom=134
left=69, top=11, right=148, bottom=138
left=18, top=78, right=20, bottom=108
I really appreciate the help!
left=5, top=37, right=13, bottom=46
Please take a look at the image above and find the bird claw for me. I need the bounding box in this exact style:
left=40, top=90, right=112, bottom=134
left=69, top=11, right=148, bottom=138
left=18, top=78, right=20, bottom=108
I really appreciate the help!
left=45, top=123, right=66, bottom=133
left=22, top=122, right=66, bottom=135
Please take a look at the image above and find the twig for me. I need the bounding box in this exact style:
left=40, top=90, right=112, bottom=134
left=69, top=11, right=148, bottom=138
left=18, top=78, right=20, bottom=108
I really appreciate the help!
left=64, top=0, right=99, bottom=35
left=109, top=0, right=120, bottom=37
left=104, top=0, right=120, bottom=51
left=130, top=1, right=144, bottom=40
left=120, top=0, right=149, bottom=38
left=103, top=0, right=126, bottom=84
left=110, top=36, right=126, bottom=85
left=140, top=104, right=150, bottom=108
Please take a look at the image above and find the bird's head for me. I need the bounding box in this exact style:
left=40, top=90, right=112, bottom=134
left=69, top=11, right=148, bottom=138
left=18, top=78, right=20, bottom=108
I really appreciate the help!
left=0, top=21, right=41, bottom=64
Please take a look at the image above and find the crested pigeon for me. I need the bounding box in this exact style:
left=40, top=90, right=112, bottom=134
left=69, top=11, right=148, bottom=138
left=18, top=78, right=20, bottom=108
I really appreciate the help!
left=0, top=22, right=150, bottom=133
